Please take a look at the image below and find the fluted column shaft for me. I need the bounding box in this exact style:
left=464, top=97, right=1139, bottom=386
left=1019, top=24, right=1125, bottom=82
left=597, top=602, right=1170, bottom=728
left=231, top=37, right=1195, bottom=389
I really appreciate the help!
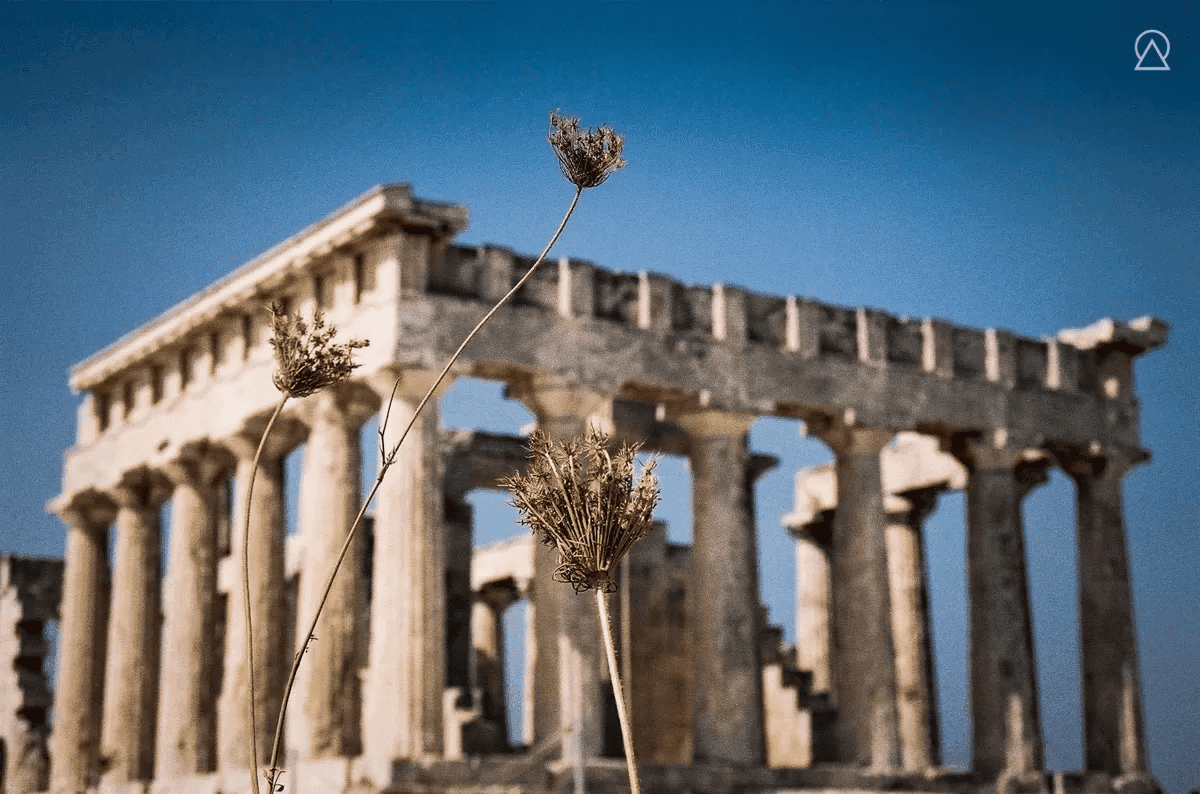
left=1057, top=450, right=1149, bottom=777
left=886, top=489, right=941, bottom=772
left=445, top=492, right=475, bottom=695
left=813, top=421, right=900, bottom=770
left=218, top=442, right=286, bottom=770
left=157, top=455, right=224, bottom=777
left=363, top=371, right=446, bottom=780
left=958, top=441, right=1046, bottom=777
left=472, top=586, right=517, bottom=740
left=514, top=380, right=613, bottom=759
left=100, top=474, right=167, bottom=784
left=49, top=501, right=112, bottom=794
left=678, top=410, right=765, bottom=766
left=292, top=389, right=367, bottom=760
left=791, top=513, right=833, bottom=694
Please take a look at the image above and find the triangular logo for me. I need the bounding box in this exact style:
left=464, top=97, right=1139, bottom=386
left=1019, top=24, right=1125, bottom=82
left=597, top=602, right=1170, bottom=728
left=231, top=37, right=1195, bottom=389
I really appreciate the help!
left=1135, top=31, right=1171, bottom=71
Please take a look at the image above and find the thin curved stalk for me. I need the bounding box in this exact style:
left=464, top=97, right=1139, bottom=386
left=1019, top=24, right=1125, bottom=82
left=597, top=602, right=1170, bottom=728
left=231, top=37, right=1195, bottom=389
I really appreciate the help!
left=596, top=588, right=640, bottom=794
left=264, top=185, right=583, bottom=789
left=242, top=396, right=288, bottom=794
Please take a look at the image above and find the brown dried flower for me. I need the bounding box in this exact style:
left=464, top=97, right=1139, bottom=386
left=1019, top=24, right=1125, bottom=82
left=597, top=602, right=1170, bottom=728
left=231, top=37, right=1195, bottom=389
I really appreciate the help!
left=505, top=427, right=659, bottom=593
left=268, top=302, right=368, bottom=398
left=548, top=112, right=627, bottom=189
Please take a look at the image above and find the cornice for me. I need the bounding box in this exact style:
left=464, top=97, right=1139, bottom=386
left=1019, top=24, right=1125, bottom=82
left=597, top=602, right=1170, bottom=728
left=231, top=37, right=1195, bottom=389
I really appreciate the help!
left=69, top=184, right=468, bottom=393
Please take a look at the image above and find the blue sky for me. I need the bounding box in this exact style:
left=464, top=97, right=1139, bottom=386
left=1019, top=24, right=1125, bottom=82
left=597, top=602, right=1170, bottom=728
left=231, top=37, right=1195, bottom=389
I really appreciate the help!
left=1, top=2, right=1196, bottom=791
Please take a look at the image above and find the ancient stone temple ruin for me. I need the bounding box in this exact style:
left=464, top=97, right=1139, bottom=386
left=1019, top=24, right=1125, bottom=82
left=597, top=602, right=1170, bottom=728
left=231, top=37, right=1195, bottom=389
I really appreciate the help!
left=33, top=185, right=1166, bottom=793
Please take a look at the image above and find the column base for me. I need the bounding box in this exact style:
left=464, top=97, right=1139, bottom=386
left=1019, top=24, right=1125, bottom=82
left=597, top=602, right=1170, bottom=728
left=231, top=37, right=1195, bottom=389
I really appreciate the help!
left=995, top=770, right=1050, bottom=794
left=1112, top=772, right=1164, bottom=794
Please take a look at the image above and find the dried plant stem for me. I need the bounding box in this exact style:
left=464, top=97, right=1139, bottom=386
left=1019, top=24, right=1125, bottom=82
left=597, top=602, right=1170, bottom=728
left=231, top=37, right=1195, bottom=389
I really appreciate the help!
left=596, top=588, right=640, bottom=794
left=241, top=396, right=288, bottom=794
left=255, top=185, right=583, bottom=791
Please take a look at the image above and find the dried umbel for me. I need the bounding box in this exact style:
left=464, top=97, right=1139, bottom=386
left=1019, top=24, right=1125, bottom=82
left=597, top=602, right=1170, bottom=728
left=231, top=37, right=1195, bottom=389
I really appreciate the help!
left=548, top=112, right=627, bottom=189
left=505, top=427, right=659, bottom=592
left=268, top=302, right=368, bottom=398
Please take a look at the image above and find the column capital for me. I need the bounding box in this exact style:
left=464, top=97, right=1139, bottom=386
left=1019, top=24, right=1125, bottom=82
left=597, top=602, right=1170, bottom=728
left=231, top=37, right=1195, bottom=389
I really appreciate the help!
left=227, top=411, right=308, bottom=461
left=476, top=579, right=521, bottom=613
left=787, top=508, right=834, bottom=549
left=886, top=485, right=944, bottom=527
left=109, top=466, right=172, bottom=509
left=1014, top=456, right=1052, bottom=499
left=948, top=431, right=1042, bottom=473
left=51, top=488, right=117, bottom=529
left=366, top=365, right=455, bottom=403
left=1051, top=443, right=1149, bottom=484
left=293, top=380, right=379, bottom=431
left=673, top=408, right=755, bottom=440
left=161, top=440, right=235, bottom=489
left=509, top=374, right=615, bottom=428
left=806, top=414, right=893, bottom=456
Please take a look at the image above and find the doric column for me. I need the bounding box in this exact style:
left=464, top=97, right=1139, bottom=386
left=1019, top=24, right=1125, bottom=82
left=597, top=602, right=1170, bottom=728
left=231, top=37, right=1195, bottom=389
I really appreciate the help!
left=217, top=429, right=291, bottom=772
left=790, top=510, right=833, bottom=694
left=100, top=469, right=169, bottom=784
left=291, top=385, right=374, bottom=760
left=808, top=418, right=900, bottom=770
left=1054, top=447, right=1151, bottom=782
left=886, top=488, right=941, bottom=772
left=156, top=446, right=230, bottom=777
left=49, top=494, right=113, bottom=794
left=512, top=377, right=614, bottom=760
left=363, top=369, right=447, bottom=780
left=675, top=409, right=765, bottom=766
left=953, top=437, right=1047, bottom=778
left=445, top=492, right=475, bottom=697
left=472, top=582, right=519, bottom=743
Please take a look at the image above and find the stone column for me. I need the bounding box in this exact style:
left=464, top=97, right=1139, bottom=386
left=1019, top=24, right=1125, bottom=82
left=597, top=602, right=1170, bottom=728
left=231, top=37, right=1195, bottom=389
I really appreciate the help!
left=809, top=419, right=901, bottom=770
left=445, top=492, right=475, bottom=698
left=291, top=386, right=373, bottom=761
left=1054, top=447, right=1151, bottom=782
left=100, top=470, right=168, bottom=784
left=472, top=583, right=519, bottom=742
left=217, top=432, right=289, bottom=772
left=790, top=511, right=833, bottom=694
left=513, top=377, right=614, bottom=760
left=363, top=369, right=447, bottom=781
left=954, top=437, right=1047, bottom=779
left=886, top=488, right=941, bottom=772
left=49, top=495, right=113, bottom=794
left=676, top=409, right=765, bottom=766
left=156, top=448, right=228, bottom=777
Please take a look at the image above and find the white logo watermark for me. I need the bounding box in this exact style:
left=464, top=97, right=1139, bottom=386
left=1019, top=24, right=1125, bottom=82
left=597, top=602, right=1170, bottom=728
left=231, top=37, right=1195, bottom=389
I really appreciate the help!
left=1135, top=30, right=1170, bottom=71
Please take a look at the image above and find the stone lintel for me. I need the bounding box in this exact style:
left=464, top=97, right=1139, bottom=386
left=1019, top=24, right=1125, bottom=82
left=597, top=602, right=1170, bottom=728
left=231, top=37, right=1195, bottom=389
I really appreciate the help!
left=470, top=535, right=535, bottom=596
left=417, top=295, right=1156, bottom=454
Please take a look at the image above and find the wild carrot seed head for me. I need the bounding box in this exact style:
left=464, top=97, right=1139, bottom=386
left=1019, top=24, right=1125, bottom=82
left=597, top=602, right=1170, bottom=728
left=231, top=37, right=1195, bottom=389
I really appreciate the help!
left=505, top=426, right=659, bottom=593
left=268, top=302, right=368, bottom=398
left=548, top=112, right=627, bottom=190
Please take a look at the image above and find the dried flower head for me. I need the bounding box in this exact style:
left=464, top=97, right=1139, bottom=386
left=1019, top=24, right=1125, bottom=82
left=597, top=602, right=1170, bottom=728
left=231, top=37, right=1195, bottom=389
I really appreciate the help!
left=548, top=112, right=627, bottom=189
left=268, top=302, right=368, bottom=398
left=504, top=427, right=659, bottom=593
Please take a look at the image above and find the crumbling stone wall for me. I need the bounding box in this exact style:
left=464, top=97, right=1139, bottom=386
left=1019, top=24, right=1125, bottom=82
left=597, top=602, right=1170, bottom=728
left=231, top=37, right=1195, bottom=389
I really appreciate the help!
left=0, top=556, right=63, bottom=794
